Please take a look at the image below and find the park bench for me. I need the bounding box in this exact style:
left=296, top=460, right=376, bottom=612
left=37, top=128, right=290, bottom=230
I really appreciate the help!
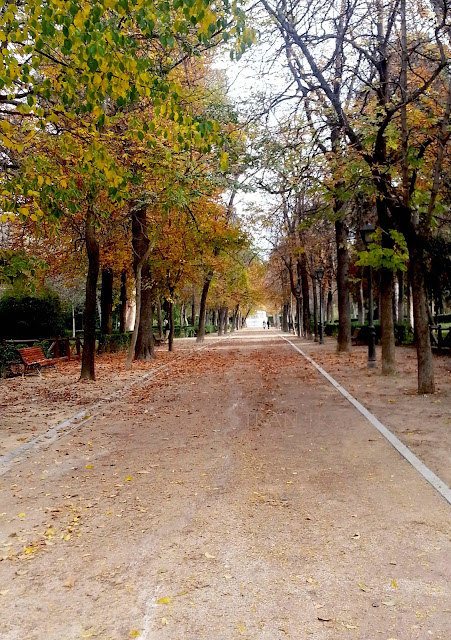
left=153, top=334, right=167, bottom=346
left=18, top=346, right=61, bottom=374
left=351, top=327, right=361, bottom=345
left=430, top=325, right=451, bottom=354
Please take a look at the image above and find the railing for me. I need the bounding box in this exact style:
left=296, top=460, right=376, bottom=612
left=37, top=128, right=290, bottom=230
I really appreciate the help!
left=5, top=337, right=83, bottom=360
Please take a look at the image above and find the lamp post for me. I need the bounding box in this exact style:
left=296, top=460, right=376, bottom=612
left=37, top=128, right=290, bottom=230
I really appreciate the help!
left=316, top=267, right=324, bottom=344
left=295, top=280, right=301, bottom=337
left=360, top=222, right=377, bottom=368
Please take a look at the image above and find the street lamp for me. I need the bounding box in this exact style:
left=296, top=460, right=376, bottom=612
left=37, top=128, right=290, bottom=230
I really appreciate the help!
left=359, top=222, right=377, bottom=368
left=316, top=267, right=324, bottom=344
left=295, top=279, right=301, bottom=337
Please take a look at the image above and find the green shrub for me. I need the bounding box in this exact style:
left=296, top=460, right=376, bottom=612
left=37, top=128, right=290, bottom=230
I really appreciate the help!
left=0, top=290, right=65, bottom=339
left=0, top=343, right=20, bottom=378
left=98, top=332, right=132, bottom=353
left=436, top=313, right=451, bottom=324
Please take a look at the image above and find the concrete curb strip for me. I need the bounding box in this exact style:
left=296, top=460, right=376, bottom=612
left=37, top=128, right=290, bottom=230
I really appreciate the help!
left=282, top=335, right=451, bottom=506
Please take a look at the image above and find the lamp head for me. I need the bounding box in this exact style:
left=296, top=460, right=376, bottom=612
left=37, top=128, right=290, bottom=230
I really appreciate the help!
left=360, top=222, right=376, bottom=247
left=316, top=266, right=324, bottom=281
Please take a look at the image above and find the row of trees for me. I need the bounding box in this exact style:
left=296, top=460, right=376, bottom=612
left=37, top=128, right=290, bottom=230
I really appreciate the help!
left=248, top=0, right=451, bottom=393
left=0, top=0, right=265, bottom=378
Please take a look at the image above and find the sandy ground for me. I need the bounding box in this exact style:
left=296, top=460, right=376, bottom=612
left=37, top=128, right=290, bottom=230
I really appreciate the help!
left=0, top=330, right=450, bottom=640
left=0, top=338, right=202, bottom=458
left=297, top=337, right=451, bottom=487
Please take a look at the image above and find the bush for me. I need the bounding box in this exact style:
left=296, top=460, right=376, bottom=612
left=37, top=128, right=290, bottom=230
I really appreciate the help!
left=324, top=323, right=339, bottom=337
left=394, top=323, right=414, bottom=345
left=98, top=332, right=131, bottom=353
left=0, top=290, right=65, bottom=339
left=0, top=343, right=20, bottom=378
left=436, top=313, right=451, bottom=324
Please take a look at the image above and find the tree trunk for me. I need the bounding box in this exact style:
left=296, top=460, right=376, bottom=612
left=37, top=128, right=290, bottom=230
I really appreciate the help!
left=282, top=303, right=289, bottom=332
left=119, top=270, right=127, bottom=334
left=191, top=290, right=196, bottom=327
left=397, top=271, right=404, bottom=324
left=327, top=287, right=333, bottom=323
left=135, top=264, right=154, bottom=360
left=222, top=307, right=229, bottom=334
left=218, top=307, right=225, bottom=336
left=380, top=267, right=396, bottom=374
left=311, top=276, right=318, bottom=339
left=357, top=276, right=364, bottom=324
left=80, top=204, right=100, bottom=381
left=168, top=300, right=174, bottom=352
left=335, top=219, right=351, bottom=352
left=410, top=242, right=435, bottom=393
left=300, top=254, right=311, bottom=337
left=156, top=297, right=163, bottom=337
left=197, top=272, right=213, bottom=343
left=132, top=205, right=155, bottom=360
left=100, top=267, right=113, bottom=335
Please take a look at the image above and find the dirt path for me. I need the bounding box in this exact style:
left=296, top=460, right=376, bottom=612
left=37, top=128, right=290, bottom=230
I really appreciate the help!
left=0, top=331, right=450, bottom=640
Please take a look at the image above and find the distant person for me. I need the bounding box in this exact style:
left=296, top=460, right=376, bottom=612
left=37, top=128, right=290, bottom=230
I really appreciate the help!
left=263, top=320, right=266, bottom=329
left=267, top=319, right=270, bottom=329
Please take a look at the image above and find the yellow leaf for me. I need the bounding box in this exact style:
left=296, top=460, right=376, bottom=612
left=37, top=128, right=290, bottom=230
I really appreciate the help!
left=37, top=175, right=44, bottom=186
left=237, top=622, right=245, bottom=634
left=220, top=151, right=229, bottom=171
left=1, top=214, right=9, bottom=222
left=18, top=207, right=29, bottom=216
left=157, top=597, right=172, bottom=605
left=18, top=513, right=25, bottom=517
left=129, top=632, right=140, bottom=638
left=86, top=465, right=93, bottom=469
left=30, top=214, right=38, bottom=222
left=125, top=477, right=132, bottom=481
left=392, top=579, right=398, bottom=589
left=24, top=546, right=37, bottom=554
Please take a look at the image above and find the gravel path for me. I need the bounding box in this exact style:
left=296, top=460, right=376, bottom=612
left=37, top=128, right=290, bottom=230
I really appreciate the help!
left=0, top=331, right=449, bottom=640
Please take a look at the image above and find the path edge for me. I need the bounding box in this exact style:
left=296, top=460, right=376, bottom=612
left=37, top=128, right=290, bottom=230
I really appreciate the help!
left=281, top=335, right=451, bottom=506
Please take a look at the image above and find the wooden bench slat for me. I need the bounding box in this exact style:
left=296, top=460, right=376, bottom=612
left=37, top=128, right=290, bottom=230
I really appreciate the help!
left=18, top=346, right=60, bottom=371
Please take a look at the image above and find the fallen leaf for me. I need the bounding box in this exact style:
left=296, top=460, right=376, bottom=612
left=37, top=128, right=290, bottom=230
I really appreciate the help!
left=392, top=579, right=398, bottom=589
left=317, top=616, right=331, bottom=622
left=63, top=577, right=75, bottom=589
left=129, top=631, right=140, bottom=638
left=157, top=597, right=172, bottom=605
left=204, top=552, right=215, bottom=559
left=161, top=618, right=168, bottom=626
left=86, top=465, right=93, bottom=469
left=345, top=624, right=358, bottom=629
left=382, top=599, right=396, bottom=607
left=237, top=622, right=245, bottom=634
left=18, top=513, right=25, bottom=518
left=352, top=533, right=360, bottom=539
left=125, top=477, right=132, bottom=482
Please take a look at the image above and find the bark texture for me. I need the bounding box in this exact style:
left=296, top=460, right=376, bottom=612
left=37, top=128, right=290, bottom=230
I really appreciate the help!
left=80, top=205, right=100, bottom=381
left=335, top=219, right=351, bottom=352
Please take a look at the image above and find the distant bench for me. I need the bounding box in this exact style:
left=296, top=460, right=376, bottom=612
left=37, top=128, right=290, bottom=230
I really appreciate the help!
left=153, top=334, right=167, bottom=346
left=18, top=346, right=62, bottom=374
left=430, top=326, right=451, bottom=354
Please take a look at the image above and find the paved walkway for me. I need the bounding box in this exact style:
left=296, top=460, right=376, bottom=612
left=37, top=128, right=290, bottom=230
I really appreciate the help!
left=0, top=330, right=449, bottom=639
